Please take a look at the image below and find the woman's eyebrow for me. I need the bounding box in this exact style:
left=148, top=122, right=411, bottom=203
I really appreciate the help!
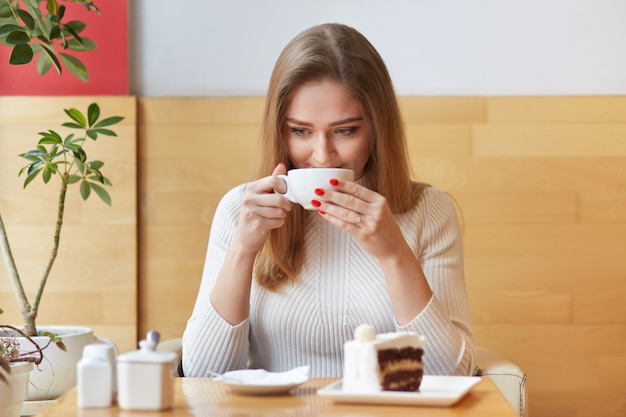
left=285, top=117, right=313, bottom=126
left=285, top=116, right=364, bottom=126
left=330, top=117, right=364, bottom=126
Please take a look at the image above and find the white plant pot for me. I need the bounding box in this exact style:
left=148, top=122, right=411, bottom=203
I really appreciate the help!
left=0, top=362, right=33, bottom=417
left=17, top=326, right=116, bottom=401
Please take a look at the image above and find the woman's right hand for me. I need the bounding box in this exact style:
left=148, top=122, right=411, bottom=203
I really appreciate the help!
left=233, top=163, right=292, bottom=254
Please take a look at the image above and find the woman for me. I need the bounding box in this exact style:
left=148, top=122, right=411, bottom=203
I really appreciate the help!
left=182, top=23, right=476, bottom=378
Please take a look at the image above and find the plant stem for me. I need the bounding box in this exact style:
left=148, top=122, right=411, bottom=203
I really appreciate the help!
left=0, top=213, right=32, bottom=327
left=29, top=177, right=68, bottom=336
left=0, top=324, right=44, bottom=365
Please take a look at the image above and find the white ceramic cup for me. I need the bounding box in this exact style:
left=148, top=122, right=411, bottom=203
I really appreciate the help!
left=277, top=168, right=354, bottom=210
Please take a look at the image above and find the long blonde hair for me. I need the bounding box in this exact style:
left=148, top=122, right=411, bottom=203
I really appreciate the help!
left=254, top=23, right=426, bottom=290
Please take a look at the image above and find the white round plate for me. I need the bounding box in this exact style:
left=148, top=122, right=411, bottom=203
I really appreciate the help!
left=216, top=366, right=310, bottom=395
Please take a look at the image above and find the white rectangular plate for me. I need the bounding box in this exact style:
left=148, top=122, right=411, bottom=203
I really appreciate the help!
left=317, top=376, right=482, bottom=407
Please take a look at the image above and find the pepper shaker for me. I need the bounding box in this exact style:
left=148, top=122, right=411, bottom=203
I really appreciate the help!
left=77, top=344, right=113, bottom=408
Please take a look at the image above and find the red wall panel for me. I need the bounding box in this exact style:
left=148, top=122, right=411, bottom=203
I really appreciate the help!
left=0, top=0, right=128, bottom=95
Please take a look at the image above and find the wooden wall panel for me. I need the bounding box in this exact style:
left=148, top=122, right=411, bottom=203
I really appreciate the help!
left=487, top=96, right=626, bottom=123
left=473, top=125, right=626, bottom=157
left=138, top=96, right=626, bottom=417
left=0, top=96, right=138, bottom=353
left=137, top=98, right=263, bottom=343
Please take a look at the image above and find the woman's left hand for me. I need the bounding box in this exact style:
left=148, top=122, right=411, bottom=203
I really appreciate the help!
left=315, top=177, right=434, bottom=324
left=313, top=178, right=406, bottom=260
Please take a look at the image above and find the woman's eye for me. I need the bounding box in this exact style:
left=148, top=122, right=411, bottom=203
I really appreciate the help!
left=336, top=127, right=356, bottom=136
left=291, top=128, right=308, bottom=136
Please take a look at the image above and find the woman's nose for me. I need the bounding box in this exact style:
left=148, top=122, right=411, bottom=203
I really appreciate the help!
left=312, top=134, right=335, bottom=165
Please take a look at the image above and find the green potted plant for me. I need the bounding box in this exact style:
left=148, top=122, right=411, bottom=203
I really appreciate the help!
left=0, top=0, right=124, bottom=400
left=1, top=308, right=64, bottom=417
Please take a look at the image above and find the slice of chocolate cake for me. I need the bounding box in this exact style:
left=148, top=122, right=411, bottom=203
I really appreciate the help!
left=343, top=324, right=424, bottom=392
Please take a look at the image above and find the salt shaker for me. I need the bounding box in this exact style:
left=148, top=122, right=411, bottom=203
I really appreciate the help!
left=116, top=330, right=177, bottom=410
left=77, top=344, right=113, bottom=408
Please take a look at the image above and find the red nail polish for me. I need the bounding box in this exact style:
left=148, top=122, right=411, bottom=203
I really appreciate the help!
left=317, top=210, right=326, bottom=215
left=314, top=188, right=325, bottom=196
left=329, top=178, right=339, bottom=186
left=311, top=199, right=321, bottom=208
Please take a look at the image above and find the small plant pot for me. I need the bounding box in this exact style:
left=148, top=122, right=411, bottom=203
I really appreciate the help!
left=0, top=362, right=33, bottom=417
left=16, top=326, right=116, bottom=400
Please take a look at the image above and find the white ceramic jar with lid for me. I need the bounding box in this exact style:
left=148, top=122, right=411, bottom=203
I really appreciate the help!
left=116, top=331, right=177, bottom=410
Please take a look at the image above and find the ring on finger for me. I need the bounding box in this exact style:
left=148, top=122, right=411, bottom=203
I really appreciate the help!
left=354, top=214, right=362, bottom=224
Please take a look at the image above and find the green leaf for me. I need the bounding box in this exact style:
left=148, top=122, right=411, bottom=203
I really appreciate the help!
left=49, top=143, right=58, bottom=155
left=42, top=165, right=54, bottom=183
left=89, top=167, right=104, bottom=184
left=46, top=0, right=56, bottom=15
left=86, top=130, right=97, bottom=140
left=64, top=108, right=86, bottom=128
left=63, top=133, right=77, bottom=145
left=61, top=26, right=72, bottom=49
left=52, top=149, right=68, bottom=159
left=62, top=22, right=84, bottom=45
left=94, top=116, right=124, bottom=128
left=56, top=4, right=66, bottom=21
left=74, top=158, right=84, bottom=172
left=0, top=25, right=25, bottom=37
left=40, top=331, right=66, bottom=351
left=87, top=103, right=100, bottom=126
left=59, top=27, right=67, bottom=47
left=20, top=155, right=40, bottom=163
left=89, top=160, right=104, bottom=170
left=0, top=2, right=14, bottom=18
left=49, top=25, right=61, bottom=41
left=23, top=168, right=42, bottom=187
left=73, top=147, right=87, bottom=163
left=89, top=182, right=111, bottom=206
left=61, top=122, right=83, bottom=129
left=39, top=43, right=62, bottom=75
left=64, top=143, right=80, bottom=152
left=9, top=44, right=33, bottom=64
left=90, top=128, right=117, bottom=137
left=59, top=52, right=88, bottom=82
left=6, top=31, right=30, bottom=45
left=67, top=37, right=95, bottom=51
left=17, top=9, right=35, bottom=31
left=65, top=20, right=87, bottom=34
left=27, top=161, right=43, bottom=175
left=67, top=175, right=81, bottom=184
left=38, top=130, right=63, bottom=144
left=37, top=51, right=53, bottom=75
left=20, top=149, right=45, bottom=159
left=22, top=0, right=42, bottom=14
left=80, top=180, right=90, bottom=200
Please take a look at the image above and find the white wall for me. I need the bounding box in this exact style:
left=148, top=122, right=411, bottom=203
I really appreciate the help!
left=130, top=0, right=626, bottom=97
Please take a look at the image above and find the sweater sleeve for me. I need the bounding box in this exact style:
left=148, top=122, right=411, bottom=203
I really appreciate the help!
left=182, top=185, right=251, bottom=377
left=397, top=188, right=476, bottom=376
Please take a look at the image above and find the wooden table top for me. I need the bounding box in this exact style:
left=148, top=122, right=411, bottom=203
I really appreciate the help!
left=36, top=377, right=518, bottom=417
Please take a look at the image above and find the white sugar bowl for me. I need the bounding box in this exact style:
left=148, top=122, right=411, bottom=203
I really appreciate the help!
left=116, top=331, right=177, bottom=410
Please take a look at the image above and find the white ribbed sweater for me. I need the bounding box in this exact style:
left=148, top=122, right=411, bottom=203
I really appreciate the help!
left=182, top=185, right=476, bottom=377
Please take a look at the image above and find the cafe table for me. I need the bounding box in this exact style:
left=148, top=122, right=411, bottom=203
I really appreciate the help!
left=33, top=377, right=518, bottom=417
